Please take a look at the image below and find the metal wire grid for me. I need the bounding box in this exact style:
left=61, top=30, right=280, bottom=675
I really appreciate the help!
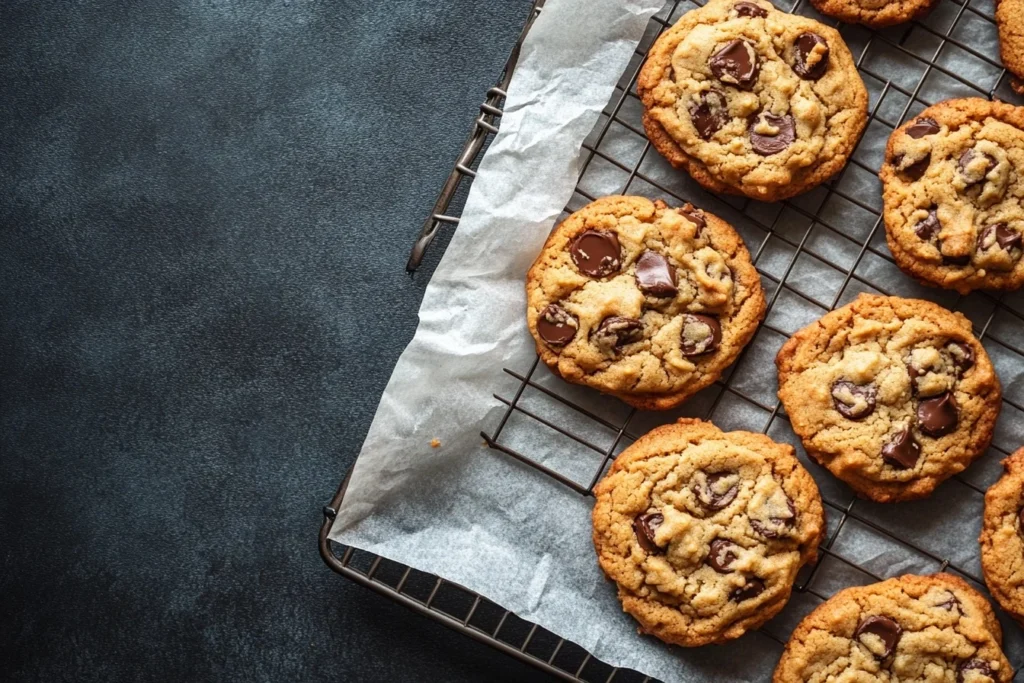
left=322, top=1, right=1024, bottom=681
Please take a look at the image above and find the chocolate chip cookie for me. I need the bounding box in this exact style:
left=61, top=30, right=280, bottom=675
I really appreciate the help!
left=526, top=196, right=765, bottom=411
left=775, top=294, right=1001, bottom=503
left=997, top=0, right=1024, bottom=95
left=980, top=446, right=1024, bottom=627
left=808, top=0, right=939, bottom=28
left=773, top=573, right=1012, bottom=682
left=880, top=98, right=1024, bottom=294
left=591, top=418, right=824, bottom=647
left=637, top=0, right=868, bottom=202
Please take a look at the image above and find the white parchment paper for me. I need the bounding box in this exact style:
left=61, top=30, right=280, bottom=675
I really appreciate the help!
left=331, top=0, right=1024, bottom=680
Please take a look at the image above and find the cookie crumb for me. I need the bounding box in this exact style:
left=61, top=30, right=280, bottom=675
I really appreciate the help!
left=430, top=438, right=441, bottom=448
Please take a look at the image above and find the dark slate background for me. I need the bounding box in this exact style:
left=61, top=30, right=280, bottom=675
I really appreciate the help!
left=1, top=1, right=562, bottom=680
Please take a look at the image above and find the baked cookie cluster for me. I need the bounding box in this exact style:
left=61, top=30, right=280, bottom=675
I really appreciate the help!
left=773, top=574, right=1012, bottom=682
left=881, top=99, right=1024, bottom=293
left=526, top=196, right=765, bottom=410
left=592, top=419, right=824, bottom=646
left=637, top=0, right=868, bottom=201
left=776, top=294, right=1001, bottom=502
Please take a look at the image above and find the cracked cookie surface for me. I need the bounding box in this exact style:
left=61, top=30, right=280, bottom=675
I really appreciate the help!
left=775, top=294, right=1001, bottom=502
left=809, top=0, right=939, bottom=28
left=773, top=573, right=1011, bottom=683
left=525, top=195, right=765, bottom=410
left=997, top=0, right=1024, bottom=95
left=637, top=0, right=868, bottom=202
left=980, top=447, right=1024, bottom=627
left=881, top=98, right=1024, bottom=294
left=591, top=418, right=824, bottom=647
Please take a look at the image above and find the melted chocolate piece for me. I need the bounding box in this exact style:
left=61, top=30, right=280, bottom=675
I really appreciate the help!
left=792, top=32, right=829, bottom=81
left=831, top=380, right=877, bottom=420
left=710, top=39, right=760, bottom=90
left=570, top=230, right=621, bottom=277
left=750, top=113, right=796, bottom=156
left=881, top=427, right=921, bottom=469
left=957, top=148, right=996, bottom=187
left=707, top=539, right=739, bottom=573
left=947, top=341, right=974, bottom=372
left=906, top=117, right=940, bottom=139
left=914, top=209, right=941, bottom=242
left=680, top=314, right=721, bottom=356
left=635, top=251, right=678, bottom=297
left=734, top=1, right=768, bottom=17
left=536, top=304, right=578, bottom=346
left=751, top=498, right=796, bottom=539
left=729, top=577, right=765, bottom=602
left=688, top=88, right=729, bottom=140
left=917, top=391, right=958, bottom=437
left=854, top=615, right=902, bottom=659
left=957, top=659, right=994, bottom=683
left=978, top=223, right=1022, bottom=255
left=894, top=152, right=931, bottom=180
left=937, top=591, right=962, bottom=613
left=680, top=204, right=707, bottom=233
left=943, top=252, right=972, bottom=266
left=694, top=472, right=738, bottom=511
left=593, top=316, right=643, bottom=351
left=633, top=512, right=664, bottom=554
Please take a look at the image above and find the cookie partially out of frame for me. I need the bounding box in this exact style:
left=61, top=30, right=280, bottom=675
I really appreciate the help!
left=776, top=294, right=1001, bottom=503
left=809, top=0, right=939, bottom=28
left=997, top=0, right=1024, bottom=95
left=773, top=573, right=1011, bottom=682
left=980, top=447, right=1024, bottom=627
left=880, top=98, right=1024, bottom=294
left=592, top=418, right=824, bottom=647
left=637, top=0, right=868, bottom=201
left=525, top=195, right=765, bottom=410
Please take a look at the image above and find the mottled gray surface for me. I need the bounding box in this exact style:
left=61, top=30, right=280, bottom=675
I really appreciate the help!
left=0, top=1, right=561, bottom=680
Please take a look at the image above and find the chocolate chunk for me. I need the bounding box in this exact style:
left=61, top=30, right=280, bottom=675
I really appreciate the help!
left=792, top=32, right=829, bottom=81
left=751, top=497, right=796, bottom=539
left=680, top=314, right=722, bottom=356
left=633, top=512, right=664, bottom=554
left=906, top=117, right=940, bottom=139
left=680, top=204, right=707, bottom=233
left=635, top=251, right=678, bottom=297
left=536, top=304, right=578, bottom=346
left=688, top=89, right=729, bottom=140
left=570, top=230, right=621, bottom=278
left=734, top=1, right=768, bottom=16
left=750, top=113, right=796, bottom=156
left=937, top=591, right=962, bottom=613
left=946, top=341, right=974, bottom=372
left=978, top=223, right=1022, bottom=256
left=881, top=427, right=921, bottom=469
left=917, top=391, right=958, bottom=437
left=831, top=380, right=877, bottom=420
left=957, top=148, right=996, bottom=187
left=914, top=209, right=941, bottom=242
left=957, top=659, right=994, bottom=683
left=593, top=316, right=643, bottom=351
left=854, top=615, right=902, bottom=659
left=894, top=152, right=931, bottom=180
left=729, top=577, right=765, bottom=602
left=694, top=472, right=738, bottom=511
left=943, top=252, right=972, bottom=266
left=707, top=539, right=739, bottom=573
left=710, top=39, right=760, bottom=90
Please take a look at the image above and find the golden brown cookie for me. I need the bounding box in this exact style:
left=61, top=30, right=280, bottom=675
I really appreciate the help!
left=880, top=98, right=1024, bottom=294
left=997, top=0, right=1024, bottom=95
left=637, top=0, right=868, bottom=201
left=773, top=573, right=1012, bottom=682
left=809, top=0, right=939, bottom=28
left=525, top=196, right=765, bottom=410
left=776, top=294, right=1001, bottom=503
left=592, top=418, right=824, bottom=647
left=980, top=446, right=1024, bottom=627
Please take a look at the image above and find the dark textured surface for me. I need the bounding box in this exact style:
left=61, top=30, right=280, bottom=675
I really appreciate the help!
left=1, top=1, right=561, bottom=680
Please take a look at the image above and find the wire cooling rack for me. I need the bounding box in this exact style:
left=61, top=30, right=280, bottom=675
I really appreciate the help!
left=321, top=1, right=1024, bottom=680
